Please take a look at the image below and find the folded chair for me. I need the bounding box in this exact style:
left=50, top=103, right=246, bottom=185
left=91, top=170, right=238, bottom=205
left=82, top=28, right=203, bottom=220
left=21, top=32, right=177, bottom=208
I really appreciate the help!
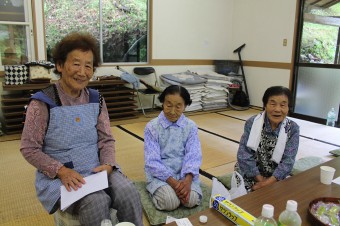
left=133, top=67, right=162, bottom=117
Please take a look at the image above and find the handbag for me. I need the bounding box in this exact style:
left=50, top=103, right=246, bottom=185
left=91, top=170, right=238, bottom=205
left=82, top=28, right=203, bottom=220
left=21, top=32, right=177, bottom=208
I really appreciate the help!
left=25, top=61, right=54, bottom=81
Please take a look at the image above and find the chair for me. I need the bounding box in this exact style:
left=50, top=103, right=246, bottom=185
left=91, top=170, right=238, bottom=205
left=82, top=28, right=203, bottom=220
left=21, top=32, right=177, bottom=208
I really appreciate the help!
left=133, top=67, right=162, bottom=117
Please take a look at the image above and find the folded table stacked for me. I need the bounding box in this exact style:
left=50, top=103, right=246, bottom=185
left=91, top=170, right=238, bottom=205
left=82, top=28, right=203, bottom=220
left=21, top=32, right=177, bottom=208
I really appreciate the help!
left=190, top=70, right=232, bottom=111
left=160, top=71, right=207, bottom=112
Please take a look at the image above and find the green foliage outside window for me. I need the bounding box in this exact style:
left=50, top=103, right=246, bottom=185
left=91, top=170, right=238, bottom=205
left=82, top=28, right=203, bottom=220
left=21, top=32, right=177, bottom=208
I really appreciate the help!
left=300, top=4, right=340, bottom=64
left=44, top=0, right=148, bottom=63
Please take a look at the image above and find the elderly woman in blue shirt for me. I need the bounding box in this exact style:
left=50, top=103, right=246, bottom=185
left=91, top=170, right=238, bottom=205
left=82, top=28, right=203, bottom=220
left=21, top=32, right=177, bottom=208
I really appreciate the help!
left=236, top=86, right=300, bottom=191
left=144, top=85, right=202, bottom=211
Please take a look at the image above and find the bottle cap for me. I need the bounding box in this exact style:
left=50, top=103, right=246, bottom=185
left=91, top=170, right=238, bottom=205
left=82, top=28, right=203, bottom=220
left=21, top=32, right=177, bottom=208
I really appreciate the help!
left=199, top=215, right=208, bottom=223
left=100, top=219, right=112, bottom=226
left=262, top=204, right=274, bottom=218
left=286, top=200, right=298, bottom=211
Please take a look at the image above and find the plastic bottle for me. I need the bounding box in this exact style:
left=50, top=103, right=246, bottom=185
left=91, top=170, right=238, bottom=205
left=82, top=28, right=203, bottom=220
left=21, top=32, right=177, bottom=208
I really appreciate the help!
left=254, top=204, right=278, bottom=226
left=326, top=108, right=336, bottom=127
left=278, top=200, right=302, bottom=226
left=101, top=219, right=112, bottom=226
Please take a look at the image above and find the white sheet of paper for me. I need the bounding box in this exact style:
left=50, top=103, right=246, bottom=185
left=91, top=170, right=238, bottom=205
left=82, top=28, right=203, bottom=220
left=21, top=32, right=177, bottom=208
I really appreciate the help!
left=165, top=216, right=177, bottom=224
left=174, top=218, right=193, bottom=226
left=60, top=170, right=108, bottom=211
left=332, top=176, right=340, bottom=185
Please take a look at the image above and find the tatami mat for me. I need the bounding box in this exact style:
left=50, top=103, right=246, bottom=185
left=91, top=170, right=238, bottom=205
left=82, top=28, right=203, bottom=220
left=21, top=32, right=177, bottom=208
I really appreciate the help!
left=0, top=140, right=54, bottom=225
left=218, top=108, right=261, bottom=120
left=289, top=117, right=340, bottom=146
left=297, top=137, right=337, bottom=161
left=189, top=113, right=245, bottom=142
left=119, top=118, right=238, bottom=170
left=1, top=108, right=339, bottom=226
left=111, top=126, right=145, bottom=181
left=119, top=121, right=147, bottom=139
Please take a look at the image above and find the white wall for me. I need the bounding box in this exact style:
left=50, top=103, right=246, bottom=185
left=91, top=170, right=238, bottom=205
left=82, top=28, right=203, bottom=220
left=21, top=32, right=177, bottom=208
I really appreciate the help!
left=153, top=0, right=234, bottom=59
left=231, top=0, right=296, bottom=62
left=231, top=0, right=296, bottom=107
left=244, top=67, right=291, bottom=107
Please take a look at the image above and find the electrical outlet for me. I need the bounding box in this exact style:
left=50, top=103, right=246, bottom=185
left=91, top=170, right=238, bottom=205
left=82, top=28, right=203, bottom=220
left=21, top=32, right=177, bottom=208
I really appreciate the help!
left=283, top=39, right=287, bottom=46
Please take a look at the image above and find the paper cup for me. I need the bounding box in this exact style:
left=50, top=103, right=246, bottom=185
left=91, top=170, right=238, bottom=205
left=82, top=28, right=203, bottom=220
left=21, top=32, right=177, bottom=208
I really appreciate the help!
left=320, top=166, right=336, bottom=185
left=115, top=222, right=136, bottom=226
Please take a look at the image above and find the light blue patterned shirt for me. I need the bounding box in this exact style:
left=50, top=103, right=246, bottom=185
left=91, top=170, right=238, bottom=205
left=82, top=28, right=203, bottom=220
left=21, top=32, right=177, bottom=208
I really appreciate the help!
left=144, top=111, right=202, bottom=195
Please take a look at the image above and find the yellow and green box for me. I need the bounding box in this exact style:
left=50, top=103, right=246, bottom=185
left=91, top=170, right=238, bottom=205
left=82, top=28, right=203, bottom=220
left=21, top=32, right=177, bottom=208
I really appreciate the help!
left=211, top=194, right=256, bottom=226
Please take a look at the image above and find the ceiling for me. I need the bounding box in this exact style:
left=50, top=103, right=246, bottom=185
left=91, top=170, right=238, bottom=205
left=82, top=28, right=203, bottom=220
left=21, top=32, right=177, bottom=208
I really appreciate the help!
left=305, top=0, right=340, bottom=8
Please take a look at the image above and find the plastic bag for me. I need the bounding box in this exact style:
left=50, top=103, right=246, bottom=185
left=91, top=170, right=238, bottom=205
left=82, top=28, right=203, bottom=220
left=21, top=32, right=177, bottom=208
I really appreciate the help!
left=210, top=171, right=247, bottom=206
left=229, top=171, right=247, bottom=200
left=210, top=177, right=231, bottom=207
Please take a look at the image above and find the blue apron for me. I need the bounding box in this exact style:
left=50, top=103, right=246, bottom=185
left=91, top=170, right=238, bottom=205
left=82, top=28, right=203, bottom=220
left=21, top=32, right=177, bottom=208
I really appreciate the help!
left=31, top=88, right=100, bottom=213
left=145, top=117, right=202, bottom=197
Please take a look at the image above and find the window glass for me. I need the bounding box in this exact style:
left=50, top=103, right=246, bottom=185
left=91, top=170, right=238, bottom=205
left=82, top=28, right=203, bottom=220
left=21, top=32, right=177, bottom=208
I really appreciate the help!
left=0, top=0, right=25, bottom=22
left=300, top=3, right=340, bottom=64
left=0, top=0, right=31, bottom=66
left=44, top=0, right=148, bottom=63
left=0, top=24, right=28, bottom=65
left=293, top=1, right=340, bottom=123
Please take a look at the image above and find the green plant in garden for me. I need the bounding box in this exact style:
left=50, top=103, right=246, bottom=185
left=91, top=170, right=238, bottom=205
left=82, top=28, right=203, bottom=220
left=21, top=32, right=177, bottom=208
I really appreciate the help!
left=300, top=4, right=340, bottom=64
left=44, top=0, right=147, bottom=62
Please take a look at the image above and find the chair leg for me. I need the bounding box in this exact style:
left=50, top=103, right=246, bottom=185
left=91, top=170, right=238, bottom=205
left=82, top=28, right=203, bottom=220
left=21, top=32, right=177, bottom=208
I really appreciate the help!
left=137, top=91, right=152, bottom=117
left=151, top=95, right=156, bottom=110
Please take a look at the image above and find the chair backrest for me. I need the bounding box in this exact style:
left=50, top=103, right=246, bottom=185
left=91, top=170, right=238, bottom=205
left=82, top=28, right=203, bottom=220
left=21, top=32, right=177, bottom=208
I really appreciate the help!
left=133, top=67, right=159, bottom=87
left=133, top=67, right=155, bottom=75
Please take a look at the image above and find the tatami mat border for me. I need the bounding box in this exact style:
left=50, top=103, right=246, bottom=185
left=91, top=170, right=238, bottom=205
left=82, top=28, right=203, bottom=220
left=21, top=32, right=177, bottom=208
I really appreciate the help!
left=116, top=125, right=144, bottom=141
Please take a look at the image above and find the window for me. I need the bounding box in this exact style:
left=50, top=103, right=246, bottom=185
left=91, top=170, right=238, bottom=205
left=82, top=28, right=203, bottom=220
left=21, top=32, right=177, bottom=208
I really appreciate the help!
left=299, top=2, right=340, bottom=64
left=0, top=0, right=33, bottom=66
left=292, top=0, right=340, bottom=124
left=44, top=0, right=148, bottom=64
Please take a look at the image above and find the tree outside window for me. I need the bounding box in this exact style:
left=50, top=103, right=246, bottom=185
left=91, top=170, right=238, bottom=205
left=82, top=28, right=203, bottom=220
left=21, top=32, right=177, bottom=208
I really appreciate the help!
left=300, top=3, right=340, bottom=64
left=44, top=0, right=148, bottom=64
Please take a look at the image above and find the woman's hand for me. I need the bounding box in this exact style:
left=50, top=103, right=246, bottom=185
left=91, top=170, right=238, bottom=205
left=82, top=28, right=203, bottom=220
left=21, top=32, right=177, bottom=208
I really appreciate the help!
left=177, top=174, right=193, bottom=204
left=255, top=174, right=266, bottom=182
left=252, top=176, right=277, bottom=191
left=167, top=174, right=193, bottom=204
left=57, top=166, right=85, bottom=192
left=93, top=164, right=113, bottom=175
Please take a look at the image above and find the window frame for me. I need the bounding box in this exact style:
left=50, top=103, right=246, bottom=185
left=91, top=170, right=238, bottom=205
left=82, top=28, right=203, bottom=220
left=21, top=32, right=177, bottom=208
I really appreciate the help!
left=0, top=0, right=35, bottom=69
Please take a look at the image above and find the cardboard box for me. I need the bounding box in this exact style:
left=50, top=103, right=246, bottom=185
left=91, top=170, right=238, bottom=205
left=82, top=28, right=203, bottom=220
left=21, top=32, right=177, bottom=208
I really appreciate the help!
left=211, top=194, right=256, bottom=226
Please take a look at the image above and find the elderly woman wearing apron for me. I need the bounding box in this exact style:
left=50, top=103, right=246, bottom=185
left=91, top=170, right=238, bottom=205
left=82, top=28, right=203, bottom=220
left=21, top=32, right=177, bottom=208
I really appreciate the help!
left=144, top=85, right=202, bottom=211
left=20, top=32, right=143, bottom=226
